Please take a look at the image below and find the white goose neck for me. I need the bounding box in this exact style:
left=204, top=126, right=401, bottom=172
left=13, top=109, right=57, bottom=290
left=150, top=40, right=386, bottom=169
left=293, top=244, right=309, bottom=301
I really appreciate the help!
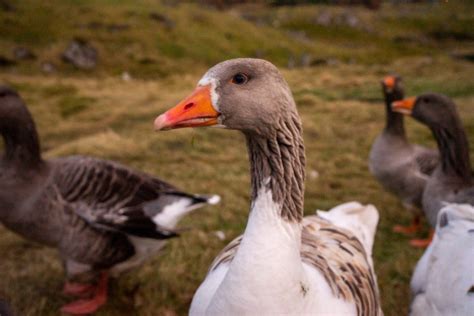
left=207, top=181, right=308, bottom=314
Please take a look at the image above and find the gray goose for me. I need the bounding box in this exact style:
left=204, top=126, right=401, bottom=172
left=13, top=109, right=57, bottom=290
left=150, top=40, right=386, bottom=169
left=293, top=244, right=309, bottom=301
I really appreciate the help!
left=154, top=59, right=382, bottom=315
left=369, top=76, right=438, bottom=245
left=0, top=86, right=219, bottom=315
left=392, top=93, right=473, bottom=238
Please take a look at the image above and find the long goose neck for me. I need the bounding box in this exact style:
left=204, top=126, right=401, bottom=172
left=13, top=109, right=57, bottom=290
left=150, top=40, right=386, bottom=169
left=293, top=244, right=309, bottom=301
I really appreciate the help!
left=432, top=123, right=472, bottom=183
left=210, top=113, right=307, bottom=312
left=245, top=112, right=306, bottom=223
left=384, top=92, right=406, bottom=136
left=1, top=108, right=42, bottom=168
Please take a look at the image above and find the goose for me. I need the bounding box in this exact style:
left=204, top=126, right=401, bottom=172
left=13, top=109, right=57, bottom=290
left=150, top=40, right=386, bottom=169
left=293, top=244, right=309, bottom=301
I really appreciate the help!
left=392, top=94, right=473, bottom=238
left=410, top=203, right=474, bottom=316
left=154, top=58, right=383, bottom=315
left=0, top=86, right=220, bottom=315
left=369, top=76, right=438, bottom=246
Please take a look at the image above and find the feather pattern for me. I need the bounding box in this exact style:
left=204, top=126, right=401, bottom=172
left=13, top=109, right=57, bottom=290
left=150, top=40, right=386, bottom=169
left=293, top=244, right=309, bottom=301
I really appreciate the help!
left=52, top=156, right=206, bottom=239
left=208, top=203, right=382, bottom=316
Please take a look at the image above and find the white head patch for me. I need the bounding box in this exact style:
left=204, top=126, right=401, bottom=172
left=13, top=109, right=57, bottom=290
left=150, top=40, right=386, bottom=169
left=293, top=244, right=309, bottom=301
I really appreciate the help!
left=198, top=73, right=220, bottom=111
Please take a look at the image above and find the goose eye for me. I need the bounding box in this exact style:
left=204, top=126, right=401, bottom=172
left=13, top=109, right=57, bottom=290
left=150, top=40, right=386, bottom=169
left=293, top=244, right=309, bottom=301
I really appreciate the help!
left=231, top=73, right=249, bottom=85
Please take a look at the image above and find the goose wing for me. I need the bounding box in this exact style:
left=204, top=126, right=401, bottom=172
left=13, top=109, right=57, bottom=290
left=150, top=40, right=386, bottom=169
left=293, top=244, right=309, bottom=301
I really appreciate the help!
left=301, top=210, right=382, bottom=316
left=52, top=156, right=214, bottom=239
left=413, top=146, right=439, bottom=176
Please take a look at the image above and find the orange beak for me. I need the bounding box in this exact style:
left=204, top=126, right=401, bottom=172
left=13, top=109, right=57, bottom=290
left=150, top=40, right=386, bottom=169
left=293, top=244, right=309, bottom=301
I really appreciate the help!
left=391, top=97, right=416, bottom=115
left=383, top=76, right=395, bottom=90
left=154, top=85, right=220, bottom=131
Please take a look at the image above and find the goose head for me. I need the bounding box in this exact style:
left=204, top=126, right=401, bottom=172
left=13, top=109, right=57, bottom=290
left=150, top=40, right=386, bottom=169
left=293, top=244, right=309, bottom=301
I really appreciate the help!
left=381, top=75, right=403, bottom=101
left=391, top=93, right=460, bottom=129
left=154, top=59, right=305, bottom=223
left=0, top=86, right=29, bottom=131
left=154, top=58, right=297, bottom=137
left=0, top=85, right=41, bottom=167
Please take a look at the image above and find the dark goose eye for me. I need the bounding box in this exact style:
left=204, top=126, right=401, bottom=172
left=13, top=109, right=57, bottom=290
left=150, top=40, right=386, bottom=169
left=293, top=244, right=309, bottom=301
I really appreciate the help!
left=231, top=73, right=249, bottom=85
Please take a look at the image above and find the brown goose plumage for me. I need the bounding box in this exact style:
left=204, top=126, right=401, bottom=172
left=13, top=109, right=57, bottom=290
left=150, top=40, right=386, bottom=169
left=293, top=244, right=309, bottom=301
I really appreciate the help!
left=0, top=85, right=219, bottom=314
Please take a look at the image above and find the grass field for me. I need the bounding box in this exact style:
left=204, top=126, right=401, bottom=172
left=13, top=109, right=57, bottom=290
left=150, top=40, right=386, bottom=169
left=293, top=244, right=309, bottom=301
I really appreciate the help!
left=1, top=1, right=473, bottom=315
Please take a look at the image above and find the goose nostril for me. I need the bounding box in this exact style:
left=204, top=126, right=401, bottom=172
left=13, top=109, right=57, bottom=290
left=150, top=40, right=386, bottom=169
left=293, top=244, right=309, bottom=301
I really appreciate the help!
left=184, top=102, right=194, bottom=110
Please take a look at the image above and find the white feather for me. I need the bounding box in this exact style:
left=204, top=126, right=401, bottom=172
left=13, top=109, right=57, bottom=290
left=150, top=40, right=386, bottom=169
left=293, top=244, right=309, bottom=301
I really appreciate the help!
left=198, top=74, right=220, bottom=111
left=153, top=198, right=204, bottom=228
left=410, top=203, right=474, bottom=316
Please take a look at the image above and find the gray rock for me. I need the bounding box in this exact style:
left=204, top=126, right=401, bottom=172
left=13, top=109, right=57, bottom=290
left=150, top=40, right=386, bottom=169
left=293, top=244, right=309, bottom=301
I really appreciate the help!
left=13, top=47, right=36, bottom=60
left=287, top=30, right=310, bottom=43
left=300, top=53, right=312, bottom=68
left=315, top=11, right=332, bottom=26
left=62, top=38, right=98, bottom=70
left=334, top=12, right=359, bottom=28
left=40, top=61, right=56, bottom=73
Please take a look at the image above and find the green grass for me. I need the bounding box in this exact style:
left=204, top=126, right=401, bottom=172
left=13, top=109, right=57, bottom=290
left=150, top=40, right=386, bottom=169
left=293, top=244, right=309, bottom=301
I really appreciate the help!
left=0, top=1, right=473, bottom=315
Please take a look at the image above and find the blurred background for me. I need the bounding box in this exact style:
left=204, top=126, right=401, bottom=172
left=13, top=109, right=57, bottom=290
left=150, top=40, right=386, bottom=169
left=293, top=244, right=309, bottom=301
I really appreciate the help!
left=0, top=0, right=473, bottom=315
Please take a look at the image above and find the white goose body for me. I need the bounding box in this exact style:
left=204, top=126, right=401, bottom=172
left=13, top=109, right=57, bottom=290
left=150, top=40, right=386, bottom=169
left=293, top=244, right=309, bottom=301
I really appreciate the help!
left=154, top=58, right=382, bottom=316
left=191, top=185, right=375, bottom=315
left=410, top=203, right=474, bottom=316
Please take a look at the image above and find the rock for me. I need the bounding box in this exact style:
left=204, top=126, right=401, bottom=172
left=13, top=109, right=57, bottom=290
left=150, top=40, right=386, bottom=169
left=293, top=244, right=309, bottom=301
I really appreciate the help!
left=0, top=55, right=15, bottom=67
left=300, top=53, right=312, bottom=67
left=40, top=61, right=56, bottom=73
left=341, top=12, right=359, bottom=28
left=13, top=47, right=36, bottom=60
left=333, top=11, right=359, bottom=28
left=287, top=30, right=310, bottom=43
left=62, top=38, right=98, bottom=70
left=149, top=12, right=175, bottom=29
left=121, top=71, right=132, bottom=81
left=288, top=53, right=315, bottom=68
left=314, top=11, right=332, bottom=26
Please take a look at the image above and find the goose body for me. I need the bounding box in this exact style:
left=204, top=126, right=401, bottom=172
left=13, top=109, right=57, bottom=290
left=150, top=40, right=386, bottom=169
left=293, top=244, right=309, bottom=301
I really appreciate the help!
left=154, top=58, right=382, bottom=315
left=410, top=203, right=474, bottom=316
left=392, top=93, right=473, bottom=227
left=369, top=76, right=438, bottom=235
left=191, top=201, right=380, bottom=315
left=0, top=86, right=219, bottom=314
